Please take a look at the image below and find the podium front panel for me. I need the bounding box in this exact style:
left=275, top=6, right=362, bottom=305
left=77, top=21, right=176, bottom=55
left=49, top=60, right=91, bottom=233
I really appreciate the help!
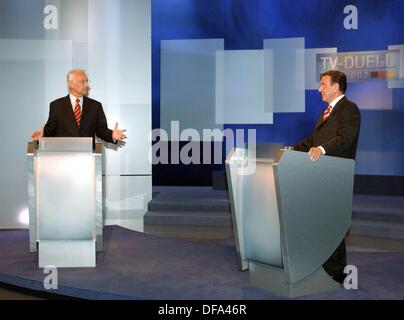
left=37, top=151, right=95, bottom=240
left=274, top=150, right=354, bottom=284
left=242, top=160, right=283, bottom=268
left=225, top=148, right=248, bottom=270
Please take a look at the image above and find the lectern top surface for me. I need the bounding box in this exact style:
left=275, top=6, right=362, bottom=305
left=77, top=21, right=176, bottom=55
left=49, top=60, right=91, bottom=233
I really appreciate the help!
left=245, top=143, right=284, bottom=160
left=39, top=137, right=93, bottom=152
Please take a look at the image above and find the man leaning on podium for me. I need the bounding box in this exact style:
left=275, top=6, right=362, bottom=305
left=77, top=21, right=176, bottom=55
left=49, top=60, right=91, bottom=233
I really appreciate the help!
left=293, top=69, right=361, bottom=283
left=31, top=69, right=127, bottom=144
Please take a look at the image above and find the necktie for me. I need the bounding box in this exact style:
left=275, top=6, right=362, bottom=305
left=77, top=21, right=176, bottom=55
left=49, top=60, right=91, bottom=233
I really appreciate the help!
left=322, top=105, right=332, bottom=121
left=74, top=98, right=81, bottom=127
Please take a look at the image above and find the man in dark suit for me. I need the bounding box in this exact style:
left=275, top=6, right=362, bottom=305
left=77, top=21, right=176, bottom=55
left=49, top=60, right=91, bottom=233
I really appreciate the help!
left=32, top=69, right=126, bottom=143
left=293, top=70, right=361, bottom=283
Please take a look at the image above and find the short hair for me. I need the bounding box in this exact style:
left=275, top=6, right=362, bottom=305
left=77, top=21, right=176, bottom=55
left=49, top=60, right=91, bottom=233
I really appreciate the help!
left=67, top=69, right=86, bottom=82
left=320, top=70, right=347, bottom=94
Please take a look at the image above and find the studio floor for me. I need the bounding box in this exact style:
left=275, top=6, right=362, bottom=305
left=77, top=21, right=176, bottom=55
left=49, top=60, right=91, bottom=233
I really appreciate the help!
left=1, top=225, right=404, bottom=300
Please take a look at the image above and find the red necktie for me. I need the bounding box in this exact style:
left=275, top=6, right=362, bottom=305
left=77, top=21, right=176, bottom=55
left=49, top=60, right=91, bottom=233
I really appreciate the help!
left=322, top=105, right=332, bottom=121
left=74, top=98, right=81, bottom=127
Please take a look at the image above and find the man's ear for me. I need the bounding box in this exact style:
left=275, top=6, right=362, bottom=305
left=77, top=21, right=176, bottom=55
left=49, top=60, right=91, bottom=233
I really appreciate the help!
left=332, top=82, right=340, bottom=93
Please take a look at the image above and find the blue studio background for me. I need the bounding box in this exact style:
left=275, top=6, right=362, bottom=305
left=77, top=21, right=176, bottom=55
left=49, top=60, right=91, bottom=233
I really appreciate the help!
left=152, top=0, right=404, bottom=186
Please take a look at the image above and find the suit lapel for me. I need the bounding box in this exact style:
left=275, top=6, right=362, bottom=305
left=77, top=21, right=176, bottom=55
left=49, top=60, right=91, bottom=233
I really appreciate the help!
left=80, top=96, right=89, bottom=128
left=315, top=96, right=346, bottom=130
left=314, top=114, right=324, bottom=130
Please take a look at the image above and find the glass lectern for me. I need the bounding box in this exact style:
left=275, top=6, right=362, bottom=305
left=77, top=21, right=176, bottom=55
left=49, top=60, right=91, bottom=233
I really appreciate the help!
left=27, top=137, right=103, bottom=267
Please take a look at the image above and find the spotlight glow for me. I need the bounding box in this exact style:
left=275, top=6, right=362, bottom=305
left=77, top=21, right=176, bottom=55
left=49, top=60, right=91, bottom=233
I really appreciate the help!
left=19, top=208, right=29, bottom=225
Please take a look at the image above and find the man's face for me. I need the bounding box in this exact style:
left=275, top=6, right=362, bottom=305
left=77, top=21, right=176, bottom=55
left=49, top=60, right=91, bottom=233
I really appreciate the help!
left=318, top=75, right=340, bottom=104
left=69, top=71, right=90, bottom=97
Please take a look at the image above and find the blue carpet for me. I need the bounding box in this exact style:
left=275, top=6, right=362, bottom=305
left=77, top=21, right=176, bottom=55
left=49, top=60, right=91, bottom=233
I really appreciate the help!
left=0, top=226, right=403, bottom=300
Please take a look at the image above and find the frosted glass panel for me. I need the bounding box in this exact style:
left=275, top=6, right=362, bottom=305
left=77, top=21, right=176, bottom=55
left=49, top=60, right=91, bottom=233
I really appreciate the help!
left=37, top=152, right=95, bottom=240
left=161, top=39, right=224, bottom=140
left=88, top=0, right=151, bottom=175
left=104, top=103, right=151, bottom=175
left=388, top=45, right=404, bottom=89
left=215, top=50, right=273, bottom=124
left=264, top=38, right=305, bottom=113
left=0, top=39, right=72, bottom=229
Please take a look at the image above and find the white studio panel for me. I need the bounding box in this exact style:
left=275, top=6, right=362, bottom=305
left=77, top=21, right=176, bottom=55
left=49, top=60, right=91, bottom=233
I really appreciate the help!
left=87, top=0, right=152, bottom=230
left=104, top=103, right=151, bottom=175
left=88, top=0, right=151, bottom=174
left=0, top=39, right=72, bottom=229
left=119, top=0, right=151, bottom=105
left=88, top=0, right=121, bottom=104
left=88, top=0, right=151, bottom=104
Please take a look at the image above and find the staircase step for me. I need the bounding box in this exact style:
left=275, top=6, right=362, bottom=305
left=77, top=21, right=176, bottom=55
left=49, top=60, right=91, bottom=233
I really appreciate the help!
left=148, top=200, right=231, bottom=213
left=352, top=210, right=404, bottom=223
left=144, top=211, right=232, bottom=226
left=148, top=188, right=231, bottom=213
left=352, top=195, right=404, bottom=215
left=350, top=219, right=404, bottom=240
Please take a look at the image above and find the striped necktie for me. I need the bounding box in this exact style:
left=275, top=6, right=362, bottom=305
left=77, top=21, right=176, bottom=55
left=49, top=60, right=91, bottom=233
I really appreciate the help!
left=74, top=98, right=81, bottom=127
left=322, top=105, right=332, bottom=121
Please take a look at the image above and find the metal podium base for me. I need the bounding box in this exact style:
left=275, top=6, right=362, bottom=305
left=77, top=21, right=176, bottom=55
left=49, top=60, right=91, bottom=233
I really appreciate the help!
left=249, top=262, right=341, bottom=298
left=38, top=240, right=96, bottom=268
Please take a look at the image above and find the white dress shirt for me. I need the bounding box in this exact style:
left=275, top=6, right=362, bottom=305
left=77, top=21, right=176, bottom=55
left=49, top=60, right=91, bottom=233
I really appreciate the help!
left=69, top=94, right=83, bottom=112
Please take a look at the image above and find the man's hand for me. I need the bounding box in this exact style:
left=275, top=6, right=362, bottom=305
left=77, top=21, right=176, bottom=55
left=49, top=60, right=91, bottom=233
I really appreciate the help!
left=31, top=125, right=44, bottom=141
left=112, top=122, right=127, bottom=141
left=308, top=147, right=323, bottom=161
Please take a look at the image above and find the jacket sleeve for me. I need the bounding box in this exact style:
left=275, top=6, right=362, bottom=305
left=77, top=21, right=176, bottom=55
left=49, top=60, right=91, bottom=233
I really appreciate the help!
left=43, top=102, right=57, bottom=137
left=321, top=103, right=361, bottom=155
left=95, top=103, right=115, bottom=143
left=293, top=135, right=314, bottom=152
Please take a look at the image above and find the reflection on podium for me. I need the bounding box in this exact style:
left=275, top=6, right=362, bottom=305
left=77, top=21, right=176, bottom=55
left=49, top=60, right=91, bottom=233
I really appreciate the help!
left=27, top=138, right=103, bottom=267
left=226, top=144, right=355, bottom=297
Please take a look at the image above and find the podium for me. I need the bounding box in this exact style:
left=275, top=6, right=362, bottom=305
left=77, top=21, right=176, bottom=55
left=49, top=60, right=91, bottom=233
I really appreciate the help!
left=225, top=144, right=355, bottom=297
left=27, top=138, right=103, bottom=267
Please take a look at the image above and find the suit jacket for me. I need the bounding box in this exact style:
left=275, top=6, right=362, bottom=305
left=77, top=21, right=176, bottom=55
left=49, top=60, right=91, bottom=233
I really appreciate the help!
left=43, top=95, right=114, bottom=143
left=293, top=96, right=361, bottom=160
